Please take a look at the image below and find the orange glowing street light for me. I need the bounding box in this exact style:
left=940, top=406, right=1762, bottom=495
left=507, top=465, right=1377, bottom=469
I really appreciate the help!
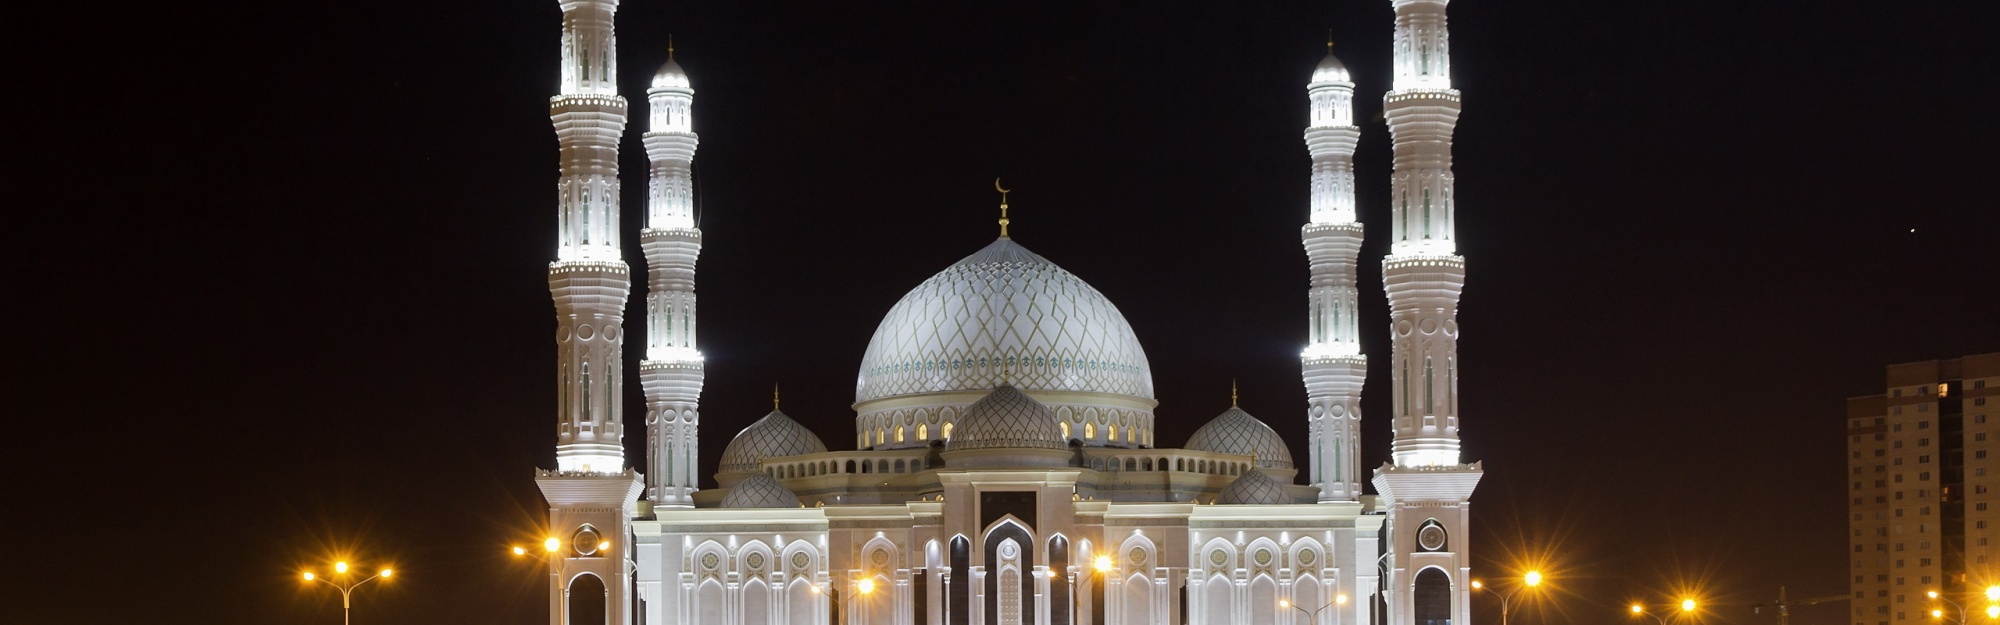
left=301, top=560, right=393, bottom=625
left=1472, top=570, right=1544, bottom=625
left=1629, top=598, right=1697, bottom=625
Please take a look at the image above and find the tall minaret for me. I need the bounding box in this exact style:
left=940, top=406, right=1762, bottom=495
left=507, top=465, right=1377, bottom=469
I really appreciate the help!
left=639, top=45, right=704, bottom=508
left=1371, top=1, right=1482, bottom=625
left=536, top=0, right=641, bottom=623
left=1301, top=40, right=1367, bottom=504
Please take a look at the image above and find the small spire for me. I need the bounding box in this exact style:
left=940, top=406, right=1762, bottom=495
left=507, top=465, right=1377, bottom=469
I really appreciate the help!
left=668, top=34, right=676, bottom=61
left=1000, top=366, right=1014, bottom=385
left=994, top=177, right=1012, bottom=238
left=773, top=382, right=781, bottom=411
left=1326, top=30, right=1335, bottom=54
left=1231, top=379, right=1239, bottom=407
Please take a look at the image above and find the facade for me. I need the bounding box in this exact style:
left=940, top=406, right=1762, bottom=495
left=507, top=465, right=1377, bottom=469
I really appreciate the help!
left=528, top=2, right=1487, bottom=625
left=1847, top=353, right=2000, bottom=625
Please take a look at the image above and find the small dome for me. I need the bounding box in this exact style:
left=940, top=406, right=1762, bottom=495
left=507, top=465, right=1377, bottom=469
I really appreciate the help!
left=1185, top=406, right=1293, bottom=469
left=721, top=473, right=800, bottom=509
left=719, top=410, right=828, bottom=473
left=946, top=384, right=1067, bottom=452
left=651, top=58, right=691, bottom=89
left=1311, top=52, right=1350, bottom=84
left=1216, top=468, right=1292, bottom=505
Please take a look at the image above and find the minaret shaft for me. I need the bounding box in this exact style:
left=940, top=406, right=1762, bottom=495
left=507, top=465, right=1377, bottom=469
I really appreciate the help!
left=1302, top=51, right=1366, bottom=503
left=640, top=60, right=704, bottom=507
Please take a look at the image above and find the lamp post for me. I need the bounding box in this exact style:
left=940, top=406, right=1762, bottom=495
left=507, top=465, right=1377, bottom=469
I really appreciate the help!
left=1927, top=587, right=2000, bottom=624
left=301, top=561, right=393, bottom=625
left=1471, top=571, right=1542, bottom=625
left=1629, top=598, right=1697, bottom=625
left=1282, top=594, right=1349, bottom=625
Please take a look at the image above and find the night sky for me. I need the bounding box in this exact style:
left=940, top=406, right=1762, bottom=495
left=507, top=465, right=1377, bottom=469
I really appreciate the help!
left=11, top=1, right=1999, bottom=623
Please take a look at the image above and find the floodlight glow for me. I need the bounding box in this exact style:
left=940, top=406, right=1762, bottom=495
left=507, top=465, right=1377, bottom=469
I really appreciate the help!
left=1630, top=604, right=1643, bottom=614
left=1988, top=586, right=2000, bottom=601
left=1281, top=600, right=1292, bottom=608
left=1681, top=599, right=1697, bottom=612
left=513, top=546, right=527, bottom=556
left=545, top=537, right=562, bottom=553
left=858, top=579, right=875, bottom=594
left=303, top=572, right=315, bottom=581
left=380, top=569, right=392, bottom=578
left=1524, top=571, right=1542, bottom=587
left=1987, top=605, right=1999, bottom=619
left=1470, top=580, right=1483, bottom=590
left=334, top=561, right=349, bottom=574
left=1094, top=555, right=1113, bottom=573
left=1337, top=595, right=1348, bottom=605
left=598, top=540, right=612, bottom=552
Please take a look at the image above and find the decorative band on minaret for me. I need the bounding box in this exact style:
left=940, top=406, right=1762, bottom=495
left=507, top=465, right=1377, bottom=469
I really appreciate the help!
left=640, top=44, right=705, bottom=508
left=1301, top=40, right=1367, bottom=503
left=549, top=0, right=630, bottom=475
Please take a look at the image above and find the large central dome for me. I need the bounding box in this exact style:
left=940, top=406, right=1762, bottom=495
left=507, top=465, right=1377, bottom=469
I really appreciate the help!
left=853, top=237, right=1156, bottom=450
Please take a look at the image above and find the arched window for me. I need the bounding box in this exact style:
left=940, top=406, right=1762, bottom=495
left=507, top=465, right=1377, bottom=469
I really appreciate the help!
left=1084, top=423, right=1096, bottom=439
left=917, top=424, right=929, bottom=440
left=1060, top=422, right=1071, bottom=439
left=1108, top=425, right=1118, bottom=442
left=568, top=573, right=608, bottom=625
left=1413, top=568, right=1453, bottom=625
left=942, top=422, right=954, bottom=440
left=896, top=426, right=906, bottom=443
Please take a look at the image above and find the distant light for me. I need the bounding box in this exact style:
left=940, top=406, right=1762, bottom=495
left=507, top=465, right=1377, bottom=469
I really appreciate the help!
left=1631, top=604, right=1643, bottom=614
left=1524, top=571, right=1542, bottom=587
left=545, top=537, right=562, bottom=553
left=1985, top=604, right=1998, bottom=618
left=1280, top=600, right=1291, bottom=608
left=1337, top=594, right=1348, bottom=605
left=1682, top=598, right=1697, bottom=612
left=335, top=562, right=349, bottom=574
left=858, top=579, right=876, bottom=595
left=1934, top=609, right=1946, bottom=619
left=1470, top=580, right=1483, bottom=590
left=513, top=546, right=528, bottom=556
left=1094, top=555, right=1114, bottom=573
left=303, top=572, right=316, bottom=581
left=380, top=569, right=393, bottom=579
left=598, top=540, right=612, bottom=552
left=1987, top=586, right=2000, bottom=601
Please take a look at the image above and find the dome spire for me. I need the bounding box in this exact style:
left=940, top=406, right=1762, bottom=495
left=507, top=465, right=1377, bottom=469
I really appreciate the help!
left=1326, top=29, right=1334, bottom=54
left=668, top=34, right=675, bottom=61
left=773, top=382, right=781, bottom=411
left=994, top=177, right=1012, bottom=238
left=1231, top=378, right=1239, bottom=407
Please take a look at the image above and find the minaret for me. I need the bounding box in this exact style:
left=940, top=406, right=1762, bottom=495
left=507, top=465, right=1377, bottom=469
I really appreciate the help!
left=536, top=0, right=641, bottom=623
left=639, top=43, right=704, bottom=508
left=1300, top=39, right=1367, bottom=503
left=1371, top=2, right=1482, bottom=625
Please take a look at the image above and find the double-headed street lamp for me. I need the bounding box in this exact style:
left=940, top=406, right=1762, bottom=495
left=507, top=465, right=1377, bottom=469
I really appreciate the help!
left=1281, top=593, right=1350, bottom=625
left=1472, top=571, right=1543, bottom=625
left=1927, top=587, right=2000, bottom=624
left=1629, top=598, right=1697, bottom=625
left=301, top=560, right=393, bottom=625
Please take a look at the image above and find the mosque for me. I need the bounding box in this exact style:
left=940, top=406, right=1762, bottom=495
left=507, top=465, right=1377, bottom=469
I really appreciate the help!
left=530, top=2, right=1481, bottom=625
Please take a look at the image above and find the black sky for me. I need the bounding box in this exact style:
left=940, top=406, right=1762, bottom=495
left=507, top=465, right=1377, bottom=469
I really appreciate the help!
left=7, top=1, right=1998, bottom=623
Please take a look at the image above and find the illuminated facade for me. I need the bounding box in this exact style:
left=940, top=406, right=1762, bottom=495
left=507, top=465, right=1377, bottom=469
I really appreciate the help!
left=1846, top=353, right=2000, bottom=625
left=528, top=2, right=1488, bottom=625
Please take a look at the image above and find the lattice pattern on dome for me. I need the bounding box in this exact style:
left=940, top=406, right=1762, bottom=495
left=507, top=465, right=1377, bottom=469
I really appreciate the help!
left=720, top=473, right=800, bottom=508
left=946, top=384, right=1067, bottom=452
left=1184, top=407, right=1295, bottom=469
left=1216, top=468, right=1292, bottom=505
left=856, top=238, right=1154, bottom=403
left=719, top=410, right=828, bottom=472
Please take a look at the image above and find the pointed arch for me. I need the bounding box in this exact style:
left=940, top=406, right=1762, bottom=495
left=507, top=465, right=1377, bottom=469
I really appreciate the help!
left=742, top=577, right=772, bottom=625
left=1123, top=571, right=1155, bottom=625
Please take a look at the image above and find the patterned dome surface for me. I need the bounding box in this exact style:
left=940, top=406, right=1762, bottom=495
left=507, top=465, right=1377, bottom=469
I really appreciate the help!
left=946, top=384, right=1067, bottom=452
left=1216, top=468, right=1292, bottom=505
left=721, top=473, right=800, bottom=509
left=1185, top=407, right=1294, bottom=469
left=1312, top=51, right=1350, bottom=83
left=856, top=238, right=1154, bottom=403
left=719, top=410, right=827, bottom=472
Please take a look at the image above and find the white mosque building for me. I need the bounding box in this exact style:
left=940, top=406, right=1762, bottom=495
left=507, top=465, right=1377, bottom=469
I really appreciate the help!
left=530, top=2, right=1482, bottom=625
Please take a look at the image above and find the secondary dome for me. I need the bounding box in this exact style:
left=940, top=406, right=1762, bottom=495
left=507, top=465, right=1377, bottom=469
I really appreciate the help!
left=651, top=58, right=690, bottom=89
left=856, top=237, right=1154, bottom=403
left=719, top=410, right=827, bottom=473
left=721, top=473, right=800, bottom=509
left=1216, top=468, right=1292, bottom=505
left=947, top=384, right=1066, bottom=452
left=1311, top=51, right=1349, bottom=83
left=1185, top=406, right=1294, bottom=469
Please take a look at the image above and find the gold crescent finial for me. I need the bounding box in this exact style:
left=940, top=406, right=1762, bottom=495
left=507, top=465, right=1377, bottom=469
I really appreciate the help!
left=773, top=382, right=781, bottom=411
left=1231, top=379, right=1239, bottom=407
left=1327, top=30, right=1334, bottom=53
left=994, top=177, right=1012, bottom=238
left=669, top=35, right=676, bottom=61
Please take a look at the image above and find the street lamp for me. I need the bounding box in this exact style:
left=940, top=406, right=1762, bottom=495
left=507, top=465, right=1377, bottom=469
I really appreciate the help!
left=301, top=561, right=393, bottom=625
left=1927, top=588, right=2000, bottom=624
left=1472, top=571, right=1543, bottom=625
left=1629, top=598, right=1697, bottom=625
left=1282, top=595, right=1348, bottom=625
